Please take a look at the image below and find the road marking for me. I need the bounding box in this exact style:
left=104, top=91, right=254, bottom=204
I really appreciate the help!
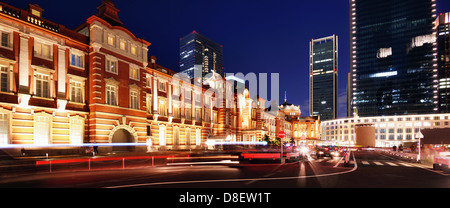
left=373, top=162, right=383, bottom=166
left=104, top=152, right=359, bottom=188
left=385, top=162, right=398, bottom=166
left=361, top=161, right=370, bottom=165
left=399, top=163, right=413, bottom=167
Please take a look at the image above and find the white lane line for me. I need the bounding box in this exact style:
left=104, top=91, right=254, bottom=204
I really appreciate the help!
left=105, top=152, right=359, bottom=188
left=385, top=162, right=398, bottom=166
left=399, top=163, right=413, bottom=167
left=373, top=161, right=384, bottom=166
left=361, top=161, right=370, bottom=165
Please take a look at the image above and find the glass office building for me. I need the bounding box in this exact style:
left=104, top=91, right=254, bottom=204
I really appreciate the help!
left=309, top=35, right=338, bottom=121
left=179, top=31, right=223, bottom=79
left=349, top=0, right=438, bottom=117
left=436, top=12, right=450, bottom=113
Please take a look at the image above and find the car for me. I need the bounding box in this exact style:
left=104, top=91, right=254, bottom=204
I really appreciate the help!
left=316, top=146, right=333, bottom=159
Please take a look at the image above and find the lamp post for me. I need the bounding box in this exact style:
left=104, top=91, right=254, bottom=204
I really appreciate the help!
left=415, top=129, right=424, bottom=163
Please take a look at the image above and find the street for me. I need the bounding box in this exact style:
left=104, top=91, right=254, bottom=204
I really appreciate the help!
left=0, top=150, right=448, bottom=188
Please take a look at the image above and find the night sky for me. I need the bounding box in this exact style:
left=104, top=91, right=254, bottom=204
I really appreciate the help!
left=5, top=0, right=450, bottom=118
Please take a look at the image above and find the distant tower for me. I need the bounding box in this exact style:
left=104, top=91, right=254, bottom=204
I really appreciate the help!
left=179, top=31, right=223, bottom=79
left=309, top=35, right=338, bottom=121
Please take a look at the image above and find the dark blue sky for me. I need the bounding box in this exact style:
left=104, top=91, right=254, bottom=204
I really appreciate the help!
left=6, top=0, right=450, bottom=118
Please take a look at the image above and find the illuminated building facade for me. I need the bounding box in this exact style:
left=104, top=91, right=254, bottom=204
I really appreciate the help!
left=349, top=0, right=438, bottom=117
left=322, top=113, right=450, bottom=147
left=0, top=2, right=90, bottom=147
left=436, top=12, right=450, bottom=113
left=179, top=31, right=223, bottom=79
left=0, top=1, right=281, bottom=152
left=279, top=95, right=321, bottom=145
left=309, top=35, right=338, bottom=121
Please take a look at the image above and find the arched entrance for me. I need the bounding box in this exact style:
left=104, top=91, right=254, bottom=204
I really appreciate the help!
left=109, top=125, right=138, bottom=152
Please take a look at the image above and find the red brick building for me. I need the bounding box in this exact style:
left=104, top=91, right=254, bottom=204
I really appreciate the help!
left=0, top=1, right=314, bottom=153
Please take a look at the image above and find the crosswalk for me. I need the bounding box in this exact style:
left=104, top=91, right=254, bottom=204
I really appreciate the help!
left=311, top=157, right=416, bottom=167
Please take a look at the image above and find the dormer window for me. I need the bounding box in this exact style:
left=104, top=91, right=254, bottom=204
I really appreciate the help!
left=131, top=45, right=137, bottom=55
left=107, top=35, right=115, bottom=46
left=119, top=40, right=126, bottom=50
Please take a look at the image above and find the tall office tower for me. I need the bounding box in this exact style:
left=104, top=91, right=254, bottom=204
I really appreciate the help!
left=349, top=0, right=438, bottom=117
left=309, top=35, right=338, bottom=121
left=436, top=12, right=450, bottom=113
left=179, top=31, right=223, bottom=79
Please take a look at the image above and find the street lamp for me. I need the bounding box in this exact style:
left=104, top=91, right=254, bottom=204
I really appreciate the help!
left=415, top=129, right=424, bottom=163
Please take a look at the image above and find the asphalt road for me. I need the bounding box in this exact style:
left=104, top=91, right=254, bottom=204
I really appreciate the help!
left=0, top=150, right=448, bottom=188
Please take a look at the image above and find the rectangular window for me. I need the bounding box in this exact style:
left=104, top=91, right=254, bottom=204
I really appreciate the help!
left=108, top=35, right=115, bottom=46
left=146, top=76, right=152, bottom=88
left=158, top=99, right=167, bottom=116
left=185, top=107, right=191, bottom=120
left=35, top=73, right=50, bottom=98
left=129, top=66, right=139, bottom=80
left=146, top=93, right=152, bottom=113
left=106, top=84, right=117, bottom=106
left=130, top=90, right=139, bottom=109
left=158, top=81, right=166, bottom=92
left=204, top=108, right=210, bottom=122
left=120, top=40, right=126, bottom=50
left=70, top=80, right=83, bottom=103
left=0, top=113, right=8, bottom=145
left=196, top=108, right=202, bottom=121
left=1, top=32, right=9, bottom=48
left=185, top=90, right=191, bottom=100
left=195, top=92, right=201, bottom=101
left=0, top=65, right=8, bottom=92
left=34, top=42, right=52, bottom=59
left=173, top=105, right=180, bottom=118
left=131, top=45, right=137, bottom=55
left=106, top=59, right=118, bottom=74
left=70, top=53, right=84, bottom=68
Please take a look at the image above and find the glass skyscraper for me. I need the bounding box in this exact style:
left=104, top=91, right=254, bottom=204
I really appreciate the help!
left=436, top=12, right=450, bottom=113
left=179, top=31, right=223, bottom=79
left=349, top=0, right=438, bottom=117
left=309, top=35, right=338, bottom=121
